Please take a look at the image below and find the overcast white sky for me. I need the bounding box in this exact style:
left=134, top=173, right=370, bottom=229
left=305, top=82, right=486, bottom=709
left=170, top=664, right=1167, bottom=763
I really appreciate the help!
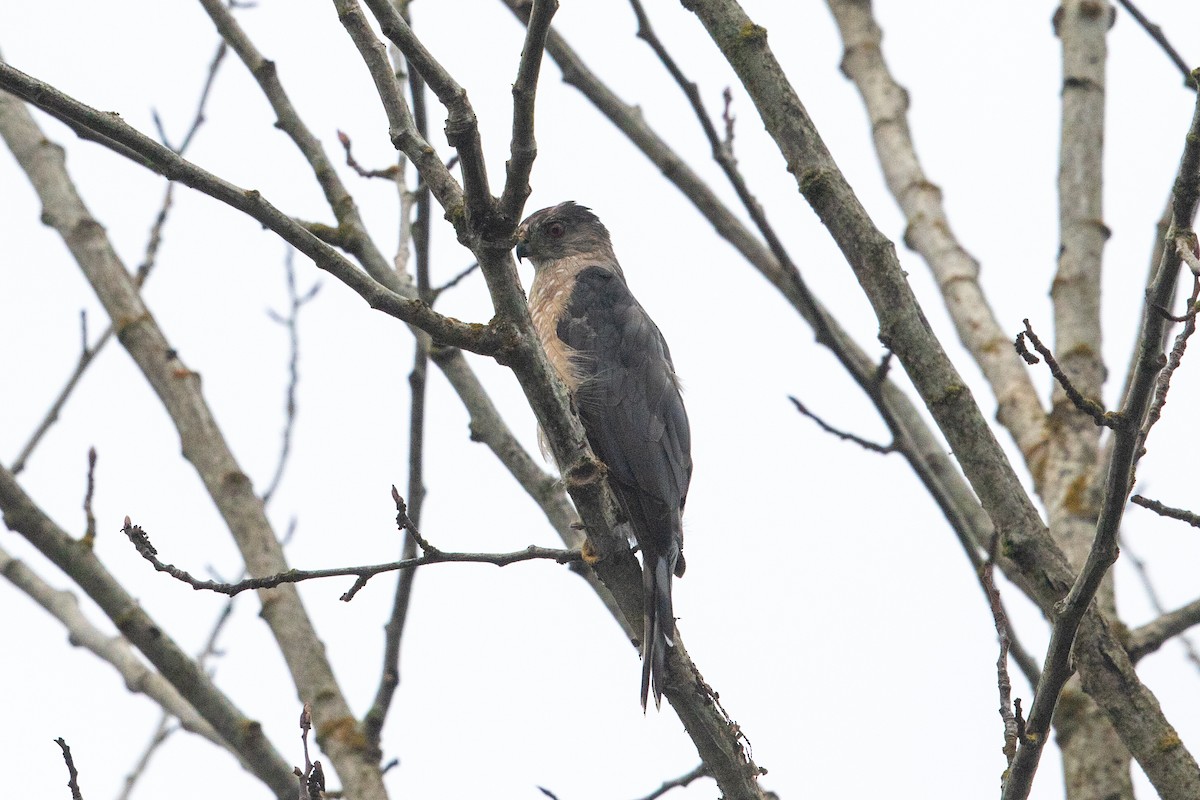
left=3, top=2, right=1200, bottom=799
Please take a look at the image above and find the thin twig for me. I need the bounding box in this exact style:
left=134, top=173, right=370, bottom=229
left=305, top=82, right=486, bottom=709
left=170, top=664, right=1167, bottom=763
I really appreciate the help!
left=115, top=719, right=177, bottom=800
left=631, top=764, right=709, bottom=800
left=360, top=0, right=507, bottom=223
left=336, top=129, right=400, bottom=180
left=788, top=396, right=893, bottom=454
left=1139, top=271, right=1200, bottom=455
left=1014, top=319, right=1115, bottom=428
left=119, top=514, right=581, bottom=599
left=81, top=447, right=97, bottom=548
left=1131, top=495, right=1200, bottom=529
left=262, top=249, right=321, bottom=505
left=431, top=261, right=479, bottom=300
left=498, top=0, right=559, bottom=225
left=364, top=31, right=431, bottom=756
left=295, top=704, right=325, bottom=800
left=163, top=41, right=229, bottom=154
left=1149, top=299, right=1198, bottom=324
left=55, top=738, right=85, bottom=800
left=1113, top=0, right=1197, bottom=90
left=0, top=62, right=499, bottom=355
left=9, top=41, right=227, bottom=476
left=1129, top=594, right=1200, bottom=663
left=981, top=561, right=1020, bottom=777
left=1120, top=532, right=1200, bottom=673
left=115, top=522, right=284, bottom=799
left=331, top=0, right=463, bottom=218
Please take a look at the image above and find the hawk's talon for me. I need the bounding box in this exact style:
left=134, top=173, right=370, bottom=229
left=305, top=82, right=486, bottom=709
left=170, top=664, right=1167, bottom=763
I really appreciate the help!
left=580, top=537, right=601, bottom=565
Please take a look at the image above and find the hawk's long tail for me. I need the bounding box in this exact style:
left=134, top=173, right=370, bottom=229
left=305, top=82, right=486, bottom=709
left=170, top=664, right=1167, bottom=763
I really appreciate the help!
left=640, top=553, right=676, bottom=711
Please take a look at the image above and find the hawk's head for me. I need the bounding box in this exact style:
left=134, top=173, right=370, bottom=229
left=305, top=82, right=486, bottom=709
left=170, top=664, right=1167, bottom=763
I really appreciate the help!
left=515, top=201, right=617, bottom=269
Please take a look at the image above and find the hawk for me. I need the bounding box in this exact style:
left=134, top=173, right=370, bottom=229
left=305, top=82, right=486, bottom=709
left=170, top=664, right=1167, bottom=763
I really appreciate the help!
left=515, top=202, right=692, bottom=710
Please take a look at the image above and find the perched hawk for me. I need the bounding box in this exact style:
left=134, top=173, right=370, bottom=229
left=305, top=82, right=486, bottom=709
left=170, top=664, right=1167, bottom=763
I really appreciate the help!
left=515, top=202, right=692, bottom=710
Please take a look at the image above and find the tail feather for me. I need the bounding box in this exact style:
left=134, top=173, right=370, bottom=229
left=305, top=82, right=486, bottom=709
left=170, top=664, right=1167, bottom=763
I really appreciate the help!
left=640, top=554, right=676, bottom=711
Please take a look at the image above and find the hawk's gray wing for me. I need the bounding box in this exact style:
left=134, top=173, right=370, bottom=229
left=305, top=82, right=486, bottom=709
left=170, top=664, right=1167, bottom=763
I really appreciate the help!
left=556, top=265, right=692, bottom=560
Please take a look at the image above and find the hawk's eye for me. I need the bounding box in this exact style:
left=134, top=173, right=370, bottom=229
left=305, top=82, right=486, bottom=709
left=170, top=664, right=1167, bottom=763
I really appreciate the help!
left=546, top=221, right=566, bottom=238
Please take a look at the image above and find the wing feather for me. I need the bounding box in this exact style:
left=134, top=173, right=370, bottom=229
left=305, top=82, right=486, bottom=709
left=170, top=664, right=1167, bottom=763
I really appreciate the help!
left=556, top=266, right=692, bottom=559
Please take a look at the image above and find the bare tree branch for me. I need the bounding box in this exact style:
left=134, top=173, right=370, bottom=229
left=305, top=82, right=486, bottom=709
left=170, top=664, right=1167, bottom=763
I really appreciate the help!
left=788, top=396, right=893, bottom=454
left=1131, top=495, right=1200, bottom=529
left=0, top=466, right=297, bottom=798
left=9, top=39, right=228, bottom=476
left=1004, top=61, right=1200, bottom=800
left=431, top=261, right=479, bottom=299
left=1130, top=595, right=1200, bottom=663
left=261, top=249, right=320, bottom=505
left=0, top=63, right=495, bottom=354
left=826, top=0, right=1048, bottom=462
left=1015, top=319, right=1115, bottom=428
left=81, top=446, right=97, bottom=547
left=332, top=0, right=463, bottom=216
left=980, top=559, right=1020, bottom=779
left=1114, top=0, right=1197, bottom=89
left=498, top=0, right=557, bottom=225
left=1120, top=535, right=1200, bottom=672
left=116, top=596, right=240, bottom=800
left=119, top=512, right=582, bottom=599
left=1138, top=271, right=1200, bottom=457
left=359, top=0, right=497, bottom=221
left=0, top=542, right=228, bottom=754
left=631, top=764, right=709, bottom=800
left=364, top=25, right=429, bottom=755
left=55, top=738, right=85, bottom=800
left=115, top=719, right=176, bottom=800
left=336, top=128, right=401, bottom=180
left=0, top=83, right=386, bottom=800
left=681, top=3, right=1200, bottom=798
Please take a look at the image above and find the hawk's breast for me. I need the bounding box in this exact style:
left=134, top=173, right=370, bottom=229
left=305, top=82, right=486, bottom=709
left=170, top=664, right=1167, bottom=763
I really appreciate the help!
left=528, top=257, right=595, bottom=392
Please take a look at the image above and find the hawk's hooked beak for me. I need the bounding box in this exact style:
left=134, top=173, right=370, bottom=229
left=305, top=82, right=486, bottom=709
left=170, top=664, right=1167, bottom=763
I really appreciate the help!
left=515, top=223, right=530, bottom=262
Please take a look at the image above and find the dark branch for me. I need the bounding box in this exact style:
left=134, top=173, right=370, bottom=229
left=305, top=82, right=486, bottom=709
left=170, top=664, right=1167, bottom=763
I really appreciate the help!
left=295, top=704, right=325, bottom=800
left=788, top=396, right=893, bottom=454
left=981, top=561, right=1020, bottom=776
left=361, top=0, right=493, bottom=221
left=1014, top=319, right=1115, bottom=427
left=331, top=0, right=464, bottom=216
left=119, top=514, right=582, bottom=599
left=498, top=0, right=559, bottom=225
left=1113, top=0, right=1197, bottom=90
left=365, top=53, right=433, bottom=755
left=167, top=41, right=229, bottom=154
left=1140, top=273, right=1200, bottom=453
left=1131, top=494, right=1200, bottom=529
left=431, top=261, right=480, bottom=300
left=336, top=129, right=400, bottom=180
left=261, top=249, right=320, bottom=505
left=1003, top=77, right=1200, bottom=800
left=81, top=447, right=97, bottom=548
left=55, top=738, right=85, bottom=800
left=1121, top=534, right=1200, bottom=672
left=1129, top=594, right=1200, bottom=663
left=0, top=62, right=500, bottom=356
left=631, top=764, right=709, bottom=800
